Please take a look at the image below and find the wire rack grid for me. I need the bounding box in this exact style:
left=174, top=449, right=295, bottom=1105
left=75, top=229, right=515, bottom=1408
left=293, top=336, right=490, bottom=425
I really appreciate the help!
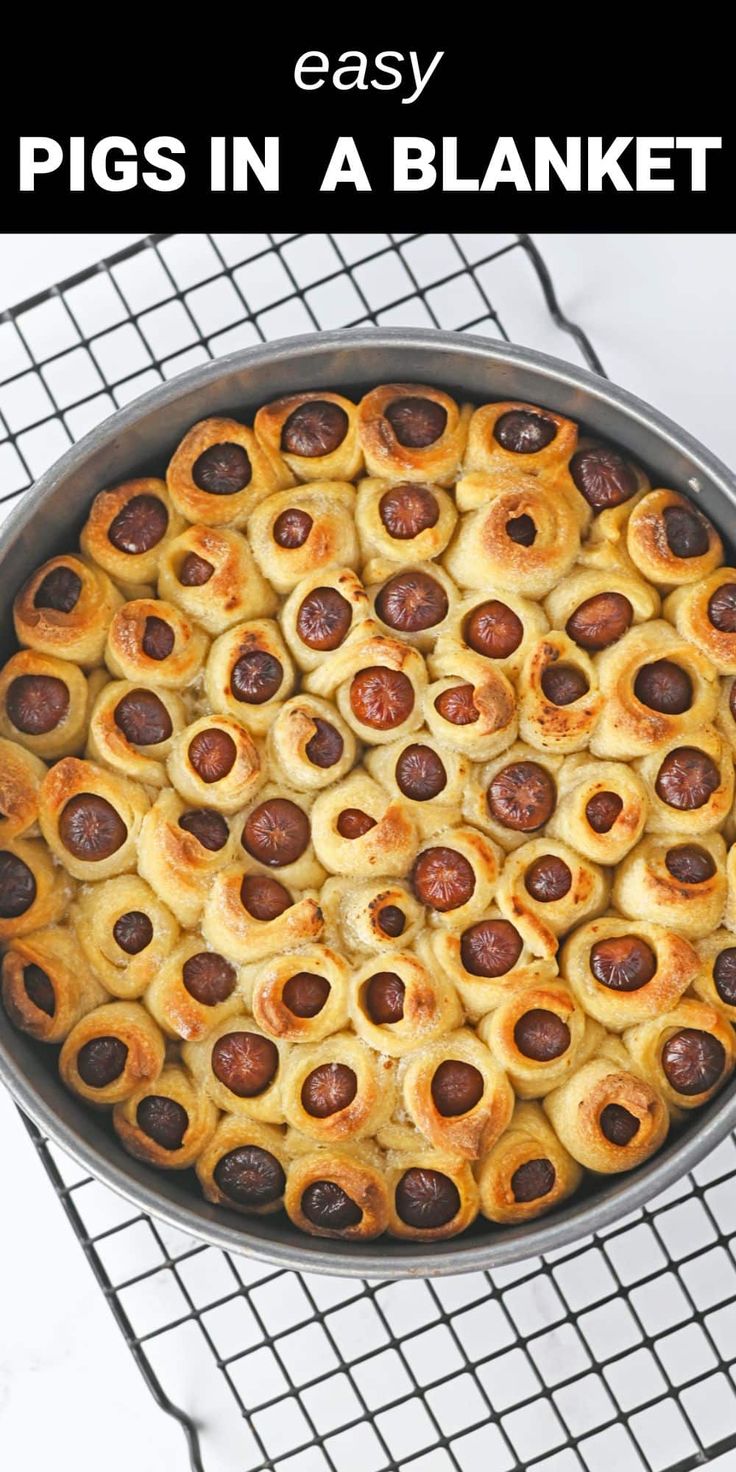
left=1, top=232, right=736, bottom=1472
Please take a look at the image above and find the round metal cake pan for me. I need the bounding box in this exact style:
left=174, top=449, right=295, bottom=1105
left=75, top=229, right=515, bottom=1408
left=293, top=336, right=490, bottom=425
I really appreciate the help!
left=1, top=326, right=735, bottom=1279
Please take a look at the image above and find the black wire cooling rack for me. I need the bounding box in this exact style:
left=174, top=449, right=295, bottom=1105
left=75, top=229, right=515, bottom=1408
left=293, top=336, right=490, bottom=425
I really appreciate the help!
left=2, top=233, right=736, bottom=1472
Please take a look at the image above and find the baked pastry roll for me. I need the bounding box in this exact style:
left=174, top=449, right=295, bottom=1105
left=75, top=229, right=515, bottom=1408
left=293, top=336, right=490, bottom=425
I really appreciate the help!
left=358, top=383, right=471, bottom=486
left=0, top=738, right=47, bottom=841
left=310, top=771, right=417, bottom=879
left=367, top=563, right=458, bottom=653
left=518, top=631, right=602, bottom=754
left=635, top=727, right=733, bottom=835
left=318, top=876, right=425, bottom=958
left=87, top=679, right=186, bottom=786
left=0, top=837, right=73, bottom=941
left=248, top=482, right=359, bottom=595
left=544, top=1035, right=669, bottom=1173
left=231, top=785, right=324, bottom=891
left=589, top=619, right=719, bottom=760
left=366, top=732, right=470, bottom=839
left=79, top=478, right=185, bottom=593
left=158, top=523, right=278, bottom=635
left=434, top=587, right=549, bottom=682
left=305, top=621, right=427, bottom=746
left=266, top=695, right=356, bottom=791
left=202, top=864, right=323, bottom=965
left=462, top=742, right=562, bottom=854
left=284, top=1142, right=389, bottom=1240
left=72, top=874, right=179, bottom=1000
left=427, top=915, right=559, bottom=1022
left=137, top=788, right=238, bottom=927
left=255, top=391, right=364, bottom=483
left=355, top=476, right=457, bottom=576
left=1, top=926, right=106, bottom=1043
left=444, top=472, right=583, bottom=599
left=560, top=916, right=698, bottom=1031
left=401, top=1028, right=514, bottom=1159
left=0, top=649, right=100, bottom=761
left=38, top=756, right=149, bottom=881
left=664, top=568, right=736, bottom=675
left=559, top=435, right=649, bottom=543
left=59, top=1000, right=165, bottom=1108
left=167, top=415, right=293, bottom=527
left=281, top=1032, right=396, bottom=1143
left=626, top=489, right=723, bottom=589
left=146, top=936, right=244, bottom=1041
left=612, top=832, right=727, bottom=939
left=479, top=980, right=602, bottom=1098
left=546, top=755, right=648, bottom=864
left=424, top=660, right=518, bottom=763
left=13, top=553, right=123, bottom=669
left=693, top=930, right=736, bottom=1021
left=496, top=838, right=609, bottom=958
left=250, top=945, right=350, bottom=1044
left=477, top=1101, right=583, bottom=1225
left=384, top=1137, right=480, bottom=1242
left=280, top=568, right=369, bottom=674
left=166, top=715, right=263, bottom=814
left=411, top=826, right=502, bottom=929
left=183, top=1013, right=289, bottom=1122
left=545, top=564, right=660, bottom=652
left=196, top=1116, right=291, bottom=1215
left=625, top=998, right=735, bottom=1114
left=113, top=1064, right=219, bottom=1170
left=463, top=400, right=578, bottom=479
left=349, top=949, right=462, bottom=1057
left=204, top=618, right=295, bottom=736
left=105, top=598, right=209, bottom=689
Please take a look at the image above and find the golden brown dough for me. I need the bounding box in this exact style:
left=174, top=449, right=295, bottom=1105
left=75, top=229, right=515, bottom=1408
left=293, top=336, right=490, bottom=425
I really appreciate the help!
left=113, top=1064, right=219, bottom=1169
left=255, top=391, right=364, bottom=484
left=477, top=1101, right=583, bottom=1225
left=166, top=715, right=263, bottom=815
left=479, top=980, right=603, bottom=1098
left=634, top=727, right=733, bottom=835
left=137, top=788, right=238, bottom=927
left=248, top=482, right=359, bottom=595
left=266, top=694, right=357, bottom=791
left=230, top=784, right=325, bottom=891
left=202, top=863, right=323, bottom=965
left=0, top=836, right=74, bottom=941
left=355, top=476, right=457, bottom=576
left=544, top=1035, right=669, bottom=1173
left=496, top=838, right=609, bottom=957
left=38, top=757, right=149, bottom=882
left=158, top=523, right=278, bottom=634
left=518, top=631, right=602, bottom=754
left=411, top=825, right=502, bottom=930
left=717, top=675, right=736, bottom=755
left=0, top=650, right=99, bottom=761
left=627, top=489, right=723, bottom=589
left=625, top=998, right=736, bottom=1113
left=349, top=949, right=462, bottom=1057
left=183, top=1012, right=289, bottom=1121
left=434, top=587, right=549, bottom=683
left=284, top=1142, right=390, bottom=1240
left=544, top=562, right=660, bottom=643
left=310, top=771, right=418, bottom=878
left=426, top=917, right=559, bottom=1022
left=204, top=618, right=295, bottom=735
left=401, top=1028, right=514, bottom=1159
left=358, top=383, right=471, bottom=486
left=145, top=935, right=244, bottom=1041
left=80, top=478, right=185, bottom=592
left=545, top=755, right=648, bottom=865
left=281, top=1032, right=396, bottom=1143
left=367, top=563, right=458, bottom=654
left=693, top=930, right=736, bottom=1021
left=590, top=620, right=719, bottom=760
left=167, top=415, right=293, bottom=527
left=366, top=732, right=471, bottom=838
left=196, top=1116, right=291, bottom=1215
left=664, top=569, right=736, bottom=675
left=250, top=945, right=350, bottom=1044
left=557, top=434, right=649, bottom=546
left=424, top=650, right=518, bottom=762
left=0, top=738, right=47, bottom=841
left=318, top=876, right=425, bottom=958
left=385, top=1139, right=480, bottom=1241
left=560, top=916, right=699, bottom=1030
left=87, top=679, right=186, bottom=786
left=1, top=926, right=106, bottom=1042
left=464, top=400, right=579, bottom=479
left=59, top=1000, right=165, bottom=1107
left=105, top=598, right=209, bottom=689
left=72, top=874, right=179, bottom=1000
left=305, top=620, right=427, bottom=746
left=444, top=471, right=583, bottom=598
left=280, top=567, right=370, bottom=674
left=13, top=554, right=122, bottom=669
left=612, top=832, right=727, bottom=939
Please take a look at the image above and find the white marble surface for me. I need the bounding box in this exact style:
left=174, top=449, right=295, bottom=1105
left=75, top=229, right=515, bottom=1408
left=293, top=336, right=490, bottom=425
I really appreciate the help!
left=1, top=232, right=735, bottom=1472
